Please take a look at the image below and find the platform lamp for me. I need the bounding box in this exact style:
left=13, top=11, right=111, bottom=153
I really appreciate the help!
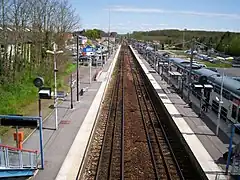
left=216, top=72, right=224, bottom=136
left=206, top=72, right=224, bottom=136
left=46, top=43, right=63, bottom=130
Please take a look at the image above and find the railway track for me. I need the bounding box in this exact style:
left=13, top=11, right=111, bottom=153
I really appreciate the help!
left=127, top=49, right=183, bottom=180
left=79, top=43, right=203, bottom=180
left=79, top=43, right=125, bottom=180
left=94, top=43, right=124, bottom=180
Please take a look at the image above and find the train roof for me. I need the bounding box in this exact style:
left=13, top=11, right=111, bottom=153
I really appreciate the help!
left=193, top=68, right=220, bottom=77
left=169, top=58, right=187, bottom=64
left=169, top=58, right=200, bottom=68
left=168, top=58, right=240, bottom=96
left=192, top=68, right=240, bottom=96
left=210, top=75, right=240, bottom=97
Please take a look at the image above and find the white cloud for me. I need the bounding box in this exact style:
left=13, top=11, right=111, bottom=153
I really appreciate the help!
left=116, top=23, right=124, bottom=26
left=82, top=24, right=240, bottom=34
left=139, top=23, right=168, bottom=28
left=108, top=6, right=240, bottom=19
left=157, top=23, right=167, bottom=26
left=140, top=23, right=152, bottom=27
left=91, top=23, right=100, bottom=26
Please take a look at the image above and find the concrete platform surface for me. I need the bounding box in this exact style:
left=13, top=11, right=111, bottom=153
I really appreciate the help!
left=55, top=45, right=121, bottom=180
left=10, top=50, right=119, bottom=180
left=131, top=46, right=230, bottom=179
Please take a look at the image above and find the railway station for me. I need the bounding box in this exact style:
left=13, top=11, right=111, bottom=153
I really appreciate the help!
left=55, top=41, right=237, bottom=180
left=1, top=0, right=239, bottom=179
left=1, top=41, right=239, bottom=180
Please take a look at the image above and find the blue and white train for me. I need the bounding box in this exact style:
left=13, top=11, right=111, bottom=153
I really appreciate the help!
left=168, top=57, right=240, bottom=124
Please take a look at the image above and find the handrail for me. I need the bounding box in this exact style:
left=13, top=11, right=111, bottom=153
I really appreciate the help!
left=214, top=172, right=229, bottom=180
left=0, top=144, right=38, bottom=153
left=0, top=144, right=38, bottom=169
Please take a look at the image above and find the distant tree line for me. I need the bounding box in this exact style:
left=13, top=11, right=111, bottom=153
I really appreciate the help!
left=131, top=29, right=240, bottom=56
left=79, top=29, right=118, bottom=40
left=0, top=0, right=80, bottom=86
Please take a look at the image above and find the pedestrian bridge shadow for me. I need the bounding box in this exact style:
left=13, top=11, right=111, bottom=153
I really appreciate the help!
left=215, top=157, right=227, bottom=165
left=49, top=105, right=54, bottom=109
left=49, top=104, right=71, bottom=110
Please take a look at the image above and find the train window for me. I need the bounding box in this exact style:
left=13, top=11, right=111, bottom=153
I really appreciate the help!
left=221, top=107, right=228, bottom=121
left=232, top=104, right=237, bottom=119
left=223, top=90, right=231, bottom=100
left=212, top=100, right=219, bottom=114
left=238, top=108, right=240, bottom=123
left=214, top=85, right=220, bottom=94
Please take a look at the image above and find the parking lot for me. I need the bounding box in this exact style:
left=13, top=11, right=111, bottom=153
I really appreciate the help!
left=217, top=67, right=240, bottom=77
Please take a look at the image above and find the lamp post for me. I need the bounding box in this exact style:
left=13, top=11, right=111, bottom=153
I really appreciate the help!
left=89, top=56, right=92, bottom=84
left=204, top=72, right=224, bottom=136
left=182, top=28, right=187, bottom=49
left=76, top=36, right=80, bottom=102
left=187, top=39, right=194, bottom=104
left=157, top=58, right=160, bottom=74
left=154, top=45, right=157, bottom=70
left=33, top=77, right=46, bottom=169
left=101, top=45, right=103, bottom=67
left=199, top=86, right=204, bottom=117
left=107, top=7, right=111, bottom=60
left=46, top=43, right=63, bottom=130
left=168, top=58, right=171, bottom=84
left=181, top=74, right=186, bottom=98
left=70, top=73, right=73, bottom=109
left=216, top=71, right=224, bottom=136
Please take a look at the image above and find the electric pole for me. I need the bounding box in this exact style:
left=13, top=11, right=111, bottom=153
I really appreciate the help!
left=76, top=35, right=79, bottom=101
left=70, top=73, right=73, bottom=109
left=187, top=39, right=194, bottom=104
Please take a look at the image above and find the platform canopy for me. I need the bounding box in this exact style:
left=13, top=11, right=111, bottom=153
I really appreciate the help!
left=168, top=71, right=182, bottom=76
left=0, top=115, right=39, bottom=127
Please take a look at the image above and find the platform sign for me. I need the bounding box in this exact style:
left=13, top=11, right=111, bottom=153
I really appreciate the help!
left=39, top=87, right=51, bottom=99
left=0, top=115, right=38, bottom=127
left=78, top=36, right=87, bottom=45
left=83, top=45, right=93, bottom=53
left=83, top=45, right=96, bottom=56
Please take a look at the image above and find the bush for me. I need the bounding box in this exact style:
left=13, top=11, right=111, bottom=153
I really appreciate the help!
left=0, top=62, right=75, bottom=115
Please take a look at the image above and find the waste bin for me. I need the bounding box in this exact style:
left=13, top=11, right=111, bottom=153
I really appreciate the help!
left=80, top=89, right=84, bottom=96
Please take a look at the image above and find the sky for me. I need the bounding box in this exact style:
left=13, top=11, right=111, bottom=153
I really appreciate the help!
left=70, top=0, right=240, bottom=34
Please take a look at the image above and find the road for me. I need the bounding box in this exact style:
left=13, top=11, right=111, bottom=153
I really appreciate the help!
left=217, top=67, right=240, bottom=77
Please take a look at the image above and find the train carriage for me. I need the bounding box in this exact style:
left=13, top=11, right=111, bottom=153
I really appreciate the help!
left=167, top=57, right=240, bottom=124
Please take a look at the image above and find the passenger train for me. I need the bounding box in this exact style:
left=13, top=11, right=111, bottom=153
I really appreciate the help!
left=168, top=57, right=240, bottom=124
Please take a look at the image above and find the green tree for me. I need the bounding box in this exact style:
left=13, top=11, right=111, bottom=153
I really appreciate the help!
left=83, top=29, right=101, bottom=39
left=228, top=36, right=240, bottom=56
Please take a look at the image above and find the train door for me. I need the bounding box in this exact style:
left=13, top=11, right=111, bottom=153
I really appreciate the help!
left=212, top=100, right=228, bottom=121
left=230, top=98, right=240, bottom=123
left=203, top=84, right=213, bottom=103
left=192, top=84, right=203, bottom=99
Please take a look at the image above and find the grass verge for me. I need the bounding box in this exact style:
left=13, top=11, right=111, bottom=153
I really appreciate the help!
left=0, top=62, right=77, bottom=146
left=199, top=61, right=232, bottom=68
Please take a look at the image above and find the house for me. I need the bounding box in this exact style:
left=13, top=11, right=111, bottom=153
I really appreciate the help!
left=0, top=26, right=32, bottom=64
left=100, top=32, right=117, bottom=43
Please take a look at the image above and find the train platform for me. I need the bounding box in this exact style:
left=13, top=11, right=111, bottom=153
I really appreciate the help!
left=55, top=46, right=121, bottom=180
left=16, top=47, right=121, bottom=180
left=130, top=46, right=229, bottom=180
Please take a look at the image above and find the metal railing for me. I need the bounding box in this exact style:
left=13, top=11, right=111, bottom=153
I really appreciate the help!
left=214, top=172, right=230, bottom=180
left=0, top=144, right=38, bottom=169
